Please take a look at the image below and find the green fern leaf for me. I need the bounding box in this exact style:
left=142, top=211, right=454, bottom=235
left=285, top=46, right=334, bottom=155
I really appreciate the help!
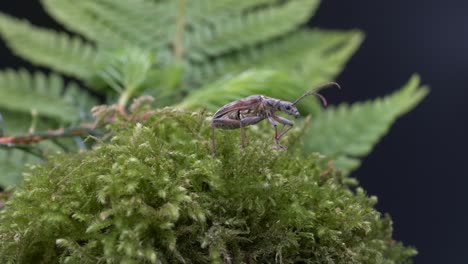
left=0, top=111, right=47, bottom=187
left=305, top=75, right=428, bottom=174
left=186, top=0, right=320, bottom=60
left=189, top=29, right=363, bottom=84
left=0, top=12, right=97, bottom=80
left=186, top=0, right=277, bottom=21
left=0, top=69, right=96, bottom=123
left=96, top=47, right=154, bottom=106
left=62, top=83, right=99, bottom=121
left=0, top=151, right=39, bottom=187
left=0, top=146, right=42, bottom=188
left=41, top=0, right=172, bottom=49
left=179, top=69, right=323, bottom=114
left=0, top=107, right=94, bottom=188
left=1, top=110, right=32, bottom=135
left=39, top=0, right=349, bottom=92
left=42, top=0, right=320, bottom=64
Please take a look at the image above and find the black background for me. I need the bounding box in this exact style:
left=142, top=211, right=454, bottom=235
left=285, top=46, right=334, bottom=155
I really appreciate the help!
left=312, top=1, right=468, bottom=263
left=1, top=1, right=467, bottom=263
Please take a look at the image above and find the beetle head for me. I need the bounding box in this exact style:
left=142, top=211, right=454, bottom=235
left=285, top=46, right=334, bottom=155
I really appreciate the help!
left=280, top=101, right=300, bottom=118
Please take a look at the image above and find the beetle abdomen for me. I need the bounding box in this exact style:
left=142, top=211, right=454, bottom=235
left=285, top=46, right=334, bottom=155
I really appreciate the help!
left=212, top=118, right=241, bottom=129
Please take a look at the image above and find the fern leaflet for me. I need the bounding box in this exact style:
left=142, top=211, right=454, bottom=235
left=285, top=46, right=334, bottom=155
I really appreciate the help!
left=0, top=12, right=97, bottom=80
left=186, top=0, right=277, bottom=22
left=42, top=0, right=172, bottom=49
left=0, top=69, right=96, bottom=123
left=188, top=29, right=363, bottom=85
left=185, top=0, right=320, bottom=60
left=304, top=75, right=429, bottom=174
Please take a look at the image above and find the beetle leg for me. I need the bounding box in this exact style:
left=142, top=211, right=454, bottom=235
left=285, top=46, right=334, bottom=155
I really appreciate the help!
left=267, top=116, right=278, bottom=138
left=267, top=116, right=285, bottom=150
left=273, top=116, right=294, bottom=140
left=240, top=116, right=264, bottom=126
left=240, top=122, right=245, bottom=150
left=212, top=116, right=264, bottom=154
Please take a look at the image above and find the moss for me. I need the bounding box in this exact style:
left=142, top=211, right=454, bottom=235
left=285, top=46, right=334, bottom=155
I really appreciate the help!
left=0, top=108, right=416, bottom=263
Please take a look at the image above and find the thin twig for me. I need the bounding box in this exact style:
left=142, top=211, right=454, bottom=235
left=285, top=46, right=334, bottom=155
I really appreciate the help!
left=0, top=98, right=156, bottom=154
left=0, top=126, right=98, bottom=147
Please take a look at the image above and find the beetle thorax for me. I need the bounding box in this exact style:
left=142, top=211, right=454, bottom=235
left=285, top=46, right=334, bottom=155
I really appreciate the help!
left=260, top=97, right=280, bottom=115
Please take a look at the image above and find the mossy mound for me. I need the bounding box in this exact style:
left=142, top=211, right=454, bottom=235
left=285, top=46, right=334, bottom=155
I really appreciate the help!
left=0, top=108, right=416, bottom=263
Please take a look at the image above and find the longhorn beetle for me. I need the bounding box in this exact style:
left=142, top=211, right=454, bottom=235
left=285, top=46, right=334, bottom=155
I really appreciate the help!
left=211, top=82, right=340, bottom=155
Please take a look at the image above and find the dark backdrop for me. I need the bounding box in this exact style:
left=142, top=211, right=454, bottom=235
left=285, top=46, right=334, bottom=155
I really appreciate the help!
left=1, top=1, right=467, bottom=263
left=312, top=1, right=468, bottom=263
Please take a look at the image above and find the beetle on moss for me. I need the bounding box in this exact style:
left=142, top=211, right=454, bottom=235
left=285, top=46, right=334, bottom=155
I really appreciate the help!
left=211, top=82, right=340, bottom=154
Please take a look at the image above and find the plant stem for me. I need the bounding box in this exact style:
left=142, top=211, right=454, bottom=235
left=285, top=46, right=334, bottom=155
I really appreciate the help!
left=173, top=0, right=186, bottom=63
left=0, top=126, right=98, bottom=147
left=118, top=90, right=131, bottom=107
left=28, top=109, right=38, bottom=134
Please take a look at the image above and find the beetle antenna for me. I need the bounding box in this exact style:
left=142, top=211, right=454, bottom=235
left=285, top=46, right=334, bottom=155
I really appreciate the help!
left=292, top=82, right=341, bottom=107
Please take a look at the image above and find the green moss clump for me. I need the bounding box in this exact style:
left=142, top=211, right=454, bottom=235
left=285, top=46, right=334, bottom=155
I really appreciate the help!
left=0, top=108, right=416, bottom=263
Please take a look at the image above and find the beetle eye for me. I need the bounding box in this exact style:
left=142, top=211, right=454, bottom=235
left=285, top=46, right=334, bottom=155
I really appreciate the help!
left=285, top=106, right=291, bottom=110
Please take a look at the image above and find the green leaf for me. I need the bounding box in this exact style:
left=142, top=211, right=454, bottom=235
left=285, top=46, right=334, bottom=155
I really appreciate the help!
left=142, top=64, right=185, bottom=107
left=186, top=0, right=278, bottom=22
left=185, top=0, right=320, bottom=59
left=95, top=47, right=154, bottom=106
left=0, top=12, right=97, bottom=80
left=179, top=69, right=324, bottom=114
left=189, top=29, right=364, bottom=85
left=0, top=111, right=48, bottom=187
left=41, top=0, right=172, bottom=49
left=0, top=108, right=94, bottom=188
left=304, top=74, right=429, bottom=174
left=0, top=87, right=96, bottom=188
left=38, top=0, right=356, bottom=96
left=0, top=69, right=96, bottom=123
left=41, top=0, right=322, bottom=68
left=0, top=149, right=41, bottom=187
left=62, top=83, right=99, bottom=116
left=0, top=111, right=31, bottom=136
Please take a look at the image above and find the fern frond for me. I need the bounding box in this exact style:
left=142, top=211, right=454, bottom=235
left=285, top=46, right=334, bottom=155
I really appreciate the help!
left=0, top=103, right=96, bottom=187
left=0, top=150, right=40, bottom=187
left=62, top=83, right=99, bottom=119
left=179, top=70, right=322, bottom=114
left=189, top=29, right=363, bottom=84
left=0, top=12, right=97, bottom=80
left=41, top=0, right=326, bottom=75
left=0, top=69, right=96, bottom=123
left=186, top=0, right=278, bottom=22
left=186, top=0, right=320, bottom=60
left=41, top=0, right=172, bottom=49
left=0, top=110, right=33, bottom=135
left=0, top=111, right=47, bottom=187
left=96, top=47, right=154, bottom=106
left=304, top=75, right=429, bottom=174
